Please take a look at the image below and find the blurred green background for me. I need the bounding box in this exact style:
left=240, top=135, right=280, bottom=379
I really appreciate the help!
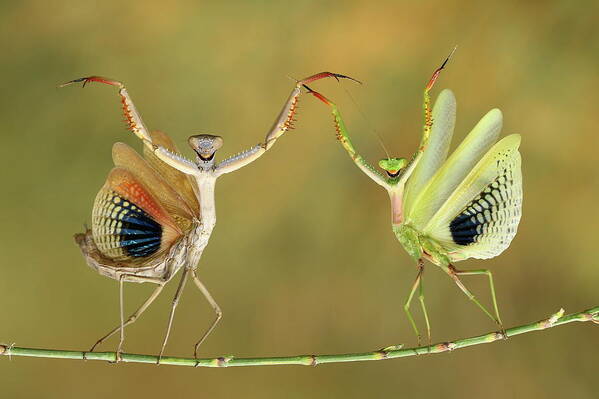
left=1, top=1, right=597, bottom=398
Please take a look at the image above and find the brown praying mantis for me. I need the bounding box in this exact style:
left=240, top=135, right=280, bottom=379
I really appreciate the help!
left=61, top=72, right=355, bottom=362
left=304, top=50, right=522, bottom=346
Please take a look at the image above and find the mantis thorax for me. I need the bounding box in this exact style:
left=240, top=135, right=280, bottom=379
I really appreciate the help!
left=393, top=224, right=422, bottom=261
left=392, top=224, right=451, bottom=267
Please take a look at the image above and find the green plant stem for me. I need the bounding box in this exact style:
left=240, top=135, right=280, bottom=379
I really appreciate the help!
left=2, top=306, right=597, bottom=368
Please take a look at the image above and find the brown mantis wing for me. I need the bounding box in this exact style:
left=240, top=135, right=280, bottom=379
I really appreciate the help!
left=143, top=130, right=201, bottom=216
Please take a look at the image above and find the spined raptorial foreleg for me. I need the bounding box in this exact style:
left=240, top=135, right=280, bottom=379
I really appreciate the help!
left=60, top=76, right=198, bottom=175
left=303, top=83, right=389, bottom=188
left=264, top=72, right=361, bottom=149
left=60, top=76, right=152, bottom=145
left=216, top=72, right=360, bottom=175
left=419, top=47, right=457, bottom=151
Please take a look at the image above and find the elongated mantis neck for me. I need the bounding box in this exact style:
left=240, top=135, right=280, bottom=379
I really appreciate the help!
left=195, top=174, right=217, bottom=230
left=389, top=184, right=406, bottom=225
left=387, top=158, right=419, bottom=225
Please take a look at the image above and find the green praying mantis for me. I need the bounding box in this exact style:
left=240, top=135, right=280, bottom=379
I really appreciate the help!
left=305, top=50, right=522, bottom=345
left=63, top=52, right=522, bottom=360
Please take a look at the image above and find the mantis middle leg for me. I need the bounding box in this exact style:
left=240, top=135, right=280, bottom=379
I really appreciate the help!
left=403, top=259, right=431, bottom=346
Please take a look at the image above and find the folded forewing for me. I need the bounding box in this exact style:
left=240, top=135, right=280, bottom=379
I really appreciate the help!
left=406, top=108, right=503, bottom=229
left=424, top=134, right=522, bottom=260
left=403, top=89, right=456, bottom=217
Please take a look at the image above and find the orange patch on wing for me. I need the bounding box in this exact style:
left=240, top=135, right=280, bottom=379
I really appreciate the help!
left=107, top=168, right=183, bottom=236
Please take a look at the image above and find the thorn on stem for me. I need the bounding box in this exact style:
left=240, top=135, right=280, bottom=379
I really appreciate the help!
left=434, top=342, right=457, bottom=352
left=215, top=356, right=233, bottom=367
left=541, top=308, right=565, bottom=329
left=6, top=342, right=15, bottom=360
left=380, top=344, right=404, bottom=352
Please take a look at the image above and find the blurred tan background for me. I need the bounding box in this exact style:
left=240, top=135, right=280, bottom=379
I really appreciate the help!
left=1, top=1, right=597, bottom=398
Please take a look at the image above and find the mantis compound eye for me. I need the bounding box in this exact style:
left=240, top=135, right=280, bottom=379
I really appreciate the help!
left=378, top=158, right=408, bottom=178
left=188, top=134, right=224, bottom=161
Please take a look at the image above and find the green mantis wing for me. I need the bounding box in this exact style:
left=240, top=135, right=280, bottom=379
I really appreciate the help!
left=405, top=108, right=503, bottom=230
left=403, top=89, right=456, bottom=217
left=423, top=134, right=522, bottom=261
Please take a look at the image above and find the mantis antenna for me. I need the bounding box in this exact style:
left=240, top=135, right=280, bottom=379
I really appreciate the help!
left=341, top=84, right=391, bottom=161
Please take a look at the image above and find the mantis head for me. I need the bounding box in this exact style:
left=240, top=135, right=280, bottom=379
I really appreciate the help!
left=378, top=158, right=408, bottom=178
left=188, top=134, right=224, bottom=162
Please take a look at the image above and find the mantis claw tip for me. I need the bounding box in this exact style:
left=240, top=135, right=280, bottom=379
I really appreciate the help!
left=303, top=85, right=333, bottom=106
left=59, top=76, right=123, bottom=89
left=58, top=77, right=87, bottom=88
left=332, top=73, right=363, bottom=85
left=302, top=84, right=314, bottom=93
left=440, top=46, right=458, bottom=70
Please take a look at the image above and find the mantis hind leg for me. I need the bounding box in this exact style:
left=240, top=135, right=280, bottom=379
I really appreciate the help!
left=418, top=270, right=432, bottom=346
left=403, top=259, right=429, bottom=346
left=445, top=264, right=505, bottom=335
left=454, top=268, right=502, bottom=327
left=157, top=268, right=190, bottom=363
left=191, top=270, right=222, bottom=360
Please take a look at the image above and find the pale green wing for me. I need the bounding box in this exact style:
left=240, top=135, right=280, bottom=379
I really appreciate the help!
left=403, top=89, right=456, bottom=216
left=424, top=134, right=522, bottom=261
left=405, top=108, right=503, bottom=229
